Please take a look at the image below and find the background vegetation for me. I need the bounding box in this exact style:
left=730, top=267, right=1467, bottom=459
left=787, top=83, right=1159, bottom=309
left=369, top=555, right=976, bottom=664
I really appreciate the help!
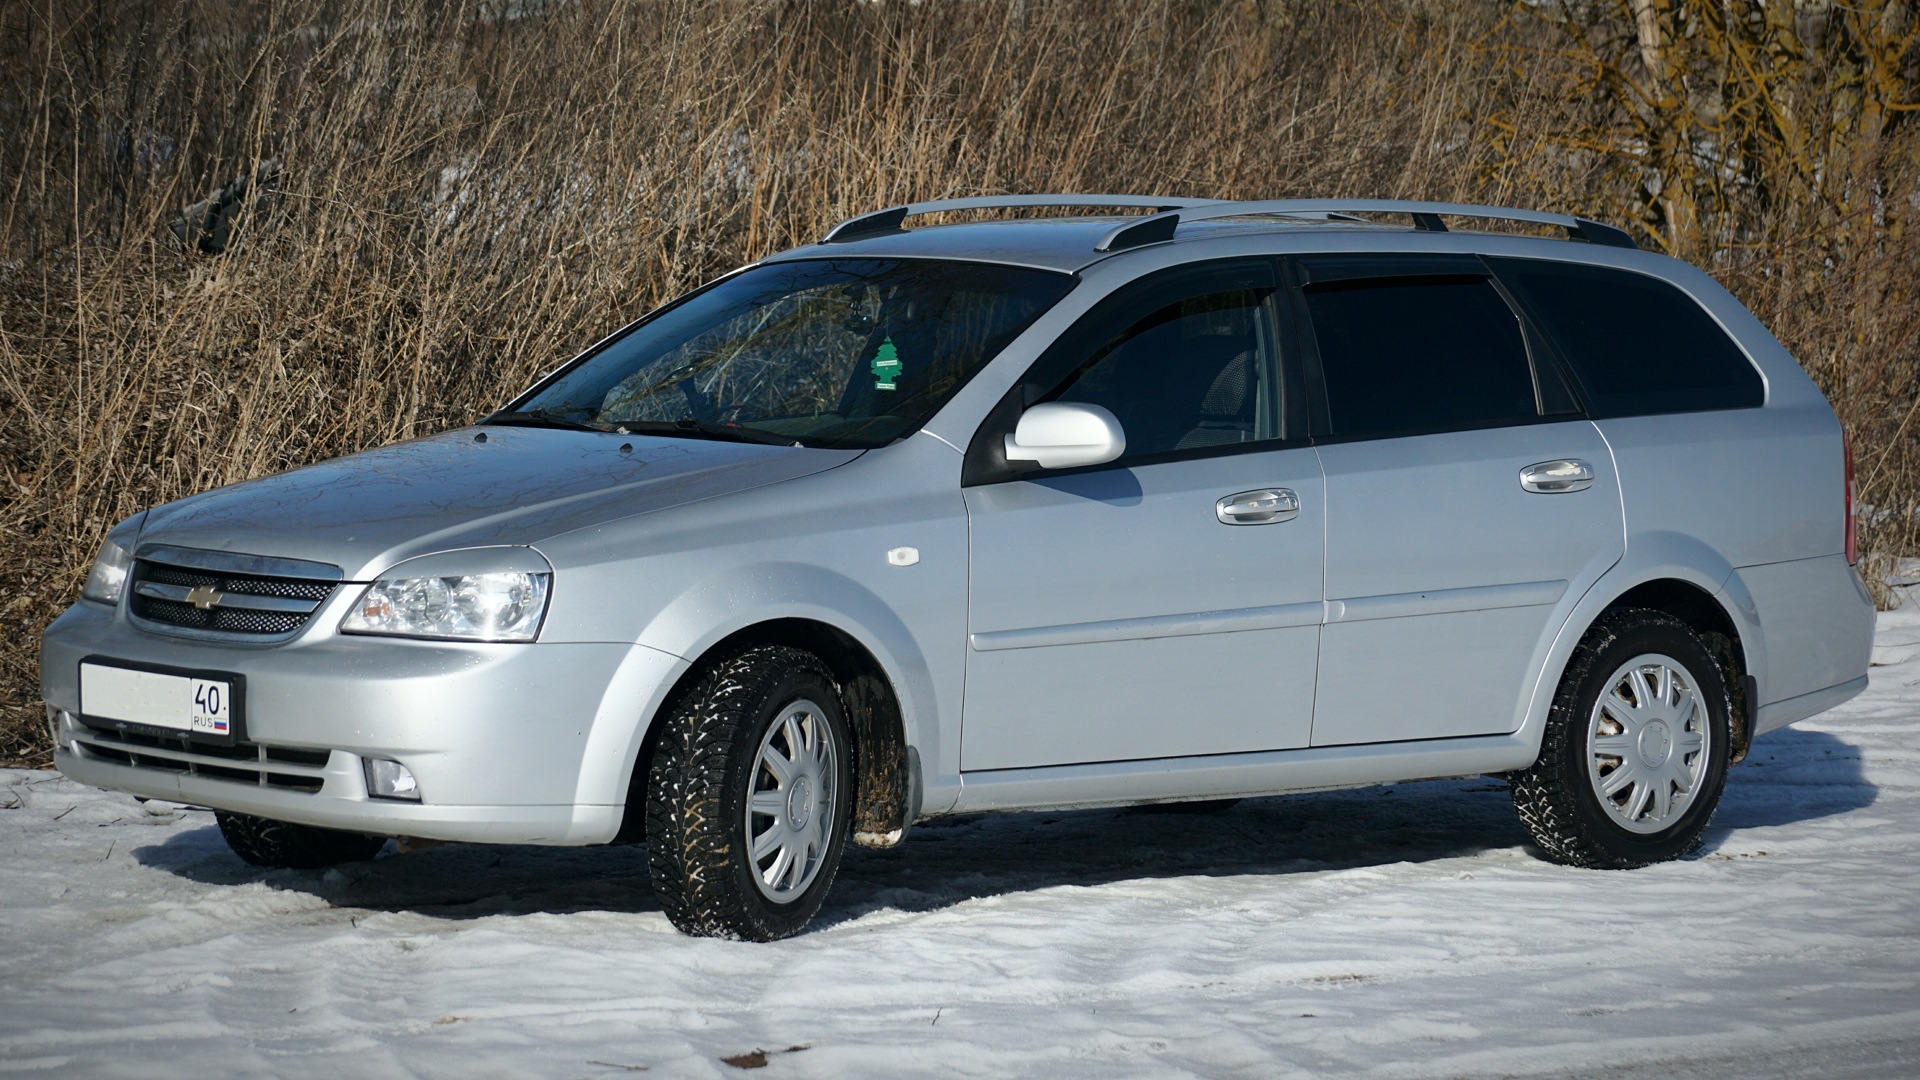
left=3, top=0, right=1916, bottom=765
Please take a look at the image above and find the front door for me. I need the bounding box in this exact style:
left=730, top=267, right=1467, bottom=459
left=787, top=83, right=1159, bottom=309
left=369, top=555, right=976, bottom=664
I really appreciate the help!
left=960, top=261, right=1325, bottom=771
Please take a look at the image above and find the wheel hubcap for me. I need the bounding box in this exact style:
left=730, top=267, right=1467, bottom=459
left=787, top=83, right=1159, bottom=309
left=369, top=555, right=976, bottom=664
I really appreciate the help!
left=744, top=699, right=837, bottom=903
left=1638, top=720, right=1672, bottom=768
left=787, top=777, right=814, bottom=828
left=1586, top=653, right=1711, bottom=835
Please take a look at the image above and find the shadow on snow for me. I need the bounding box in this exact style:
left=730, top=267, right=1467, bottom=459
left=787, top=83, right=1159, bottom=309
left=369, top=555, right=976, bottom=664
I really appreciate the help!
left=129, top=728, right=1874, bottom=928
left=1700, top=725, right=1878, bottom=839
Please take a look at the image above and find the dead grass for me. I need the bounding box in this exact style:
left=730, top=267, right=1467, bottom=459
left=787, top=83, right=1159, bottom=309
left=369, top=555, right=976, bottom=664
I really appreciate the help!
left=2, top=0, right=1915, bottom=764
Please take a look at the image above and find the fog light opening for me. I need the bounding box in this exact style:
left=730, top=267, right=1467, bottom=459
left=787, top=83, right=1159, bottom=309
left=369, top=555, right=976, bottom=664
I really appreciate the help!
left=364, top=757, right=421, bottom=801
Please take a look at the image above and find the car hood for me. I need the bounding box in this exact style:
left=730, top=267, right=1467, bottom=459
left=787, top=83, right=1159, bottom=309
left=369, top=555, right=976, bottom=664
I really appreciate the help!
left=135, top=427, right=863, bottom=580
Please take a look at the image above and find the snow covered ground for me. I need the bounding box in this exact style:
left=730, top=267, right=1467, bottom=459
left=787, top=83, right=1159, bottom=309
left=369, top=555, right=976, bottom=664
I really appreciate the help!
left=5, top=605, right=1919, bottom=1079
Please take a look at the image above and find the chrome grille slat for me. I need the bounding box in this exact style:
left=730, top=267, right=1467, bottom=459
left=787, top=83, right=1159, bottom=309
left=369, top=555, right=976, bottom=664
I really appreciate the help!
left=126, top=546, right=342, bottom=639
left=134, top=543, right=345, bottom=581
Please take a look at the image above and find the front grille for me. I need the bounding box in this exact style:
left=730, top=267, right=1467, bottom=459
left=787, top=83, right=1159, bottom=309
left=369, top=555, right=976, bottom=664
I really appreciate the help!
left=127, top=546, right=343, bottom=639
left=74, top=727, right=333, bottom=792
left=132, top=595, right=310, bottom=634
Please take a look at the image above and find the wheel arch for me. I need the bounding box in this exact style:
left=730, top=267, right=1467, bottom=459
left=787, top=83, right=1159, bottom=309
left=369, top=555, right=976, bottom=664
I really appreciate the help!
left=1602, top=578, right=1756, bottom=761
left=1520, top=532, right=1765, bottom=765
left=615, top=616, right=917, bottom=849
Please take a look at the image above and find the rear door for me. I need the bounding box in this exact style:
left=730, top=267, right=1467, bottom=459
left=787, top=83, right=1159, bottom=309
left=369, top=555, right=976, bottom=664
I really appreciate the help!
left=1294, top=255, right=1625, bottom=746
left=960, top=261, right=1325, bottom=771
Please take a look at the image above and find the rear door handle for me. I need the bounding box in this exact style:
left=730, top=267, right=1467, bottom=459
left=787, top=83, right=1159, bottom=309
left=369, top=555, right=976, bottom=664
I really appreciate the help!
left=1519, top=459, right=1595, bottom=494
left=1217, top=488, right=1300, bottom=525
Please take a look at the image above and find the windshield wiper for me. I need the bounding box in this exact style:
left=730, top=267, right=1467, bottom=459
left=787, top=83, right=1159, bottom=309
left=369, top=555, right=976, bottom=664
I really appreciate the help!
left=619, top=419, right=803, bottom=447
left=482, top=408, right=612, bottom=433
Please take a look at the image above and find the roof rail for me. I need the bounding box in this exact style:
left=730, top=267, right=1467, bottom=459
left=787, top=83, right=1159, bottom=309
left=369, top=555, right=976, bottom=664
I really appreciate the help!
left=1095, top=199, right=1637, bottom=252
left=821, top=195, right=1227, bottom=244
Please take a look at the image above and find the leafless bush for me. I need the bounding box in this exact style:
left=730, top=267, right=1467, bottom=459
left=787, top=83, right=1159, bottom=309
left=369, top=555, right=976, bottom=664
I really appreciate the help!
left=2, top=0, right=1914, bottom=763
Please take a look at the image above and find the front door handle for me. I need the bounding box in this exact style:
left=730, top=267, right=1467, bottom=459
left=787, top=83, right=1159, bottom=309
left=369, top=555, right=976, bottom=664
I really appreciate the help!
left=1217, top=488, right=1300, bottom=525
left=1519, top=459, right=1595, bottom=494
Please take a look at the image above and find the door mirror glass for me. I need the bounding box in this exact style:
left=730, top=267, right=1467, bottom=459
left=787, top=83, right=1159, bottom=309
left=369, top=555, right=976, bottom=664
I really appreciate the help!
left=1004, top=403, right=1126, bottom=470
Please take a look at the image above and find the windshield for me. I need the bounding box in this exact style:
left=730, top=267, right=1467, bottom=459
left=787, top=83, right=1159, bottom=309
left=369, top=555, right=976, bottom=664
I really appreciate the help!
left=506, top=258, right=1076, bottom=448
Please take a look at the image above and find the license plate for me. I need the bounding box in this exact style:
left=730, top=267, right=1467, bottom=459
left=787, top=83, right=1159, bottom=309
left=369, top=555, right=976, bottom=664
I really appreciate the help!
left=80, top=660, right=241, bottom=741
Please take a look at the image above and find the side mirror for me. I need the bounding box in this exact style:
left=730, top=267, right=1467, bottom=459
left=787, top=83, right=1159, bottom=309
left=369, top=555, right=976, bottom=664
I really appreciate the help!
left=1003, top=403, right=1126, bottom=470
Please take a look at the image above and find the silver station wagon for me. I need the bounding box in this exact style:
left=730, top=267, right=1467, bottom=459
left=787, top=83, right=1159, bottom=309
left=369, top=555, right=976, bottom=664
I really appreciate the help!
left=42, top=196, right=1875, bottom=939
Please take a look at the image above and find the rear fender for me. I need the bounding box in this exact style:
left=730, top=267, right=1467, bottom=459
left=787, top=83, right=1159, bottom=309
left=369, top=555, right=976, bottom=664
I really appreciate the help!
left=1511, top=531, right=1760, bottom=763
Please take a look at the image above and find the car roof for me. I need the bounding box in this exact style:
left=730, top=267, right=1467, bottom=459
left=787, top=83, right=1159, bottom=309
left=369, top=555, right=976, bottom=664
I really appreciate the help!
left=765, top=217, right=1417, bottom=275
left=761, top=196, right=1641, bottom=275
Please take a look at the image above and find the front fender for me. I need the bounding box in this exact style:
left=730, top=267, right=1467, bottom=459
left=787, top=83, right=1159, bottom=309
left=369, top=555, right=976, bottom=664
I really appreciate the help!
left=575, top=560, right=955, bottom=817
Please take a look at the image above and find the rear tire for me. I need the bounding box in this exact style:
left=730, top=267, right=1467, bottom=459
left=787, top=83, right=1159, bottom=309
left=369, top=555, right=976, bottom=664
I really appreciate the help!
left=1510, top=608, right=1731, bottom=868
left=645, top=645, right=852, bottom=941
left=214, top=811, right=387, bottom=869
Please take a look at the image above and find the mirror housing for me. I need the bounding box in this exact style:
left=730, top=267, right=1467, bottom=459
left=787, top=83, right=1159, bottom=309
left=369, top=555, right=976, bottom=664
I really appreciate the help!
left=1004, top=403, right=1126, bottom=470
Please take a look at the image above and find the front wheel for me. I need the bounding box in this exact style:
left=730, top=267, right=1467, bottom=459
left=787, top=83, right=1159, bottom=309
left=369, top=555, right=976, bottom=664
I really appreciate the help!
left=644, top=645, right=852, bottom=940
left=214, top=811, right=387, bottom=869
left=1509, top=609, right=1732, bottom=868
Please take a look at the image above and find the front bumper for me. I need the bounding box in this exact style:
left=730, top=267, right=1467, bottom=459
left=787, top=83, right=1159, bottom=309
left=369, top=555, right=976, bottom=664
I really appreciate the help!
left=41, top=600, right=686, bottom=845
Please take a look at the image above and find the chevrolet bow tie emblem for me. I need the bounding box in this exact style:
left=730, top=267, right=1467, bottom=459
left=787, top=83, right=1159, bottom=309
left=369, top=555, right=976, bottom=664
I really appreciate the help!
left=185, top=585, right=225, bottom=610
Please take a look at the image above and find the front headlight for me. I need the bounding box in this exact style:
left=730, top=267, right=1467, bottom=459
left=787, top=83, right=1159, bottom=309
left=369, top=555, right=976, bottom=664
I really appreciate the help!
left=80, top=539, right=133, bottom=605
left=340, top=571, right=551, bottom=642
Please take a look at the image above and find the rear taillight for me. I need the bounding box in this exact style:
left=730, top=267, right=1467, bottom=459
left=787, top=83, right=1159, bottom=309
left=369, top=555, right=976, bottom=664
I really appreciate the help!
left=1843, top=426, right=1858, bottom=565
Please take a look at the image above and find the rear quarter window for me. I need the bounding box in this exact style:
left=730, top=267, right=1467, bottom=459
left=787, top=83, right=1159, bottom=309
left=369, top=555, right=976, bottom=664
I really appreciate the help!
left=1490, top=259, right=1764, bottom=417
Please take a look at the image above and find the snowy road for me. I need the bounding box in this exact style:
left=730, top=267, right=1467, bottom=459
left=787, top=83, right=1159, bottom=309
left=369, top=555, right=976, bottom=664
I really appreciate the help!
left=5, top=609, right=1918, bottom=1079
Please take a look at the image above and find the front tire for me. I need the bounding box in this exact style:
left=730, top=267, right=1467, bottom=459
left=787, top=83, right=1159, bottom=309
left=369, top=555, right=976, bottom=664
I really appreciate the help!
left=214, top=811, right=387, bottom=869
left=1509, top=608, right=1732, bottom=868
left=645, top=645, right=852, bottom=940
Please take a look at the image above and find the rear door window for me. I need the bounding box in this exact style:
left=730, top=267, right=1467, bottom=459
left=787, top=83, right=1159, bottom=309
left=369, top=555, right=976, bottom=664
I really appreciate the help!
left=1489, top=258, right=1763, bottom=417
left=1298, top=269, right=1546, bottom=440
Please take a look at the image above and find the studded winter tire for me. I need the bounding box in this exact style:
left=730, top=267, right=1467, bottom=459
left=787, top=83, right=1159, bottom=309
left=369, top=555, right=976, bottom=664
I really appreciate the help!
left=1509, top=608, right=1733, bottom=869
left=214, top=810, right=388, bottom=869
left=644, top=645, right=853, bottom=941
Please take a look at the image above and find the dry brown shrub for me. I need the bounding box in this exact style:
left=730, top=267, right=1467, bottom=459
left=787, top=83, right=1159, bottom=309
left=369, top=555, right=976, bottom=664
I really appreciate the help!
left=1, top=0, right=1915, bottom=764
left=1526, top=0, right=1920, bottom=597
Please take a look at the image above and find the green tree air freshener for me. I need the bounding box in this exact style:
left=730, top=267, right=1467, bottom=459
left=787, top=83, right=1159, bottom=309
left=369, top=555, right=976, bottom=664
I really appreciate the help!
left=871, top=336, right=902, bottom=391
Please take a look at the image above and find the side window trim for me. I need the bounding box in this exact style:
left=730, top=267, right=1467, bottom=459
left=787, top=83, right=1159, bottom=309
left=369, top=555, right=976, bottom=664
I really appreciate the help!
left=1283, top=254, right=1586, bottom=443
left=1294, top=252, right=1486, bottom=286
left=1281, top=257, right=1333, bottom=438
left=962, top=259, right=1303, bottom=487
left=1478, top=262, right=1587, bottom=418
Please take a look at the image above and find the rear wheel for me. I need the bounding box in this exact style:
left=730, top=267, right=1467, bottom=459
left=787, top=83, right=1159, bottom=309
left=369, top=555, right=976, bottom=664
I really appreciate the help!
left=214, top=811, right=387, bottom=869
left=1509, top=608, right=1731, bottom=868
left=645, top=645, right=852, bottom=940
